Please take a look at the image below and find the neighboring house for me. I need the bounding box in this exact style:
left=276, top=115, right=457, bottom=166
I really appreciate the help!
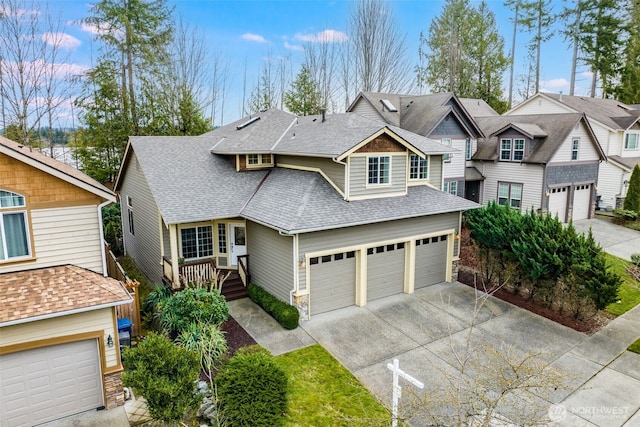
left=347, top=91, right=486, bottom=202
left=0, top=136, right=131, bottom=426
left=508, top=92, right=640, bottom=210
left=115, top=109, right=477, bottom=318
left=471, top=113, right=605, bottom=222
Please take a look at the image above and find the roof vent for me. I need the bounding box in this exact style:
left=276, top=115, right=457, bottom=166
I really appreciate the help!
left=380, top=99, right=398, bottom=112
left=559, top=91, right=563, bottom=102
left=236, top=116, right=260, bottom=130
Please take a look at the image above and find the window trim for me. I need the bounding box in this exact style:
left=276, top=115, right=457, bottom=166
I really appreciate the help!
left=513, top=138, right=525, bottom=161
left=465, top=138, right=472, bottom=160
left=367, top=155, right=391, bottom=186
left=0, top=190, right=32, bottom=262
left=127, top=196, right=134, bottom=236
left=497, top=182, right=523, bottom=208
left=500, top=138, right=512, bottom=161
left=409, top=154, right=429, bottom=181
left=442, top=138, right=452, bottom=163
left=443, top=180, right=458, bottom=195
left=245, top=153, right=274, bottom=168
left=624, top=132, right=639, bottom=150
left=179, top=223, right=214, bottom=260
left=571, top=138, right=580, bottom=160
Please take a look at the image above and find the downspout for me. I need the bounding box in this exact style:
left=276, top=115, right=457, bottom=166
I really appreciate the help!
left=332, top=156, right=348, bottom=200
left=98, top=199, right=112, bottom=277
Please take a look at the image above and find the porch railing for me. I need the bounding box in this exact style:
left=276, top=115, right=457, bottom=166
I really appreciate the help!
left=237, top=254, right=250, bottom=286
left=179, top=258, right=217, bottom=286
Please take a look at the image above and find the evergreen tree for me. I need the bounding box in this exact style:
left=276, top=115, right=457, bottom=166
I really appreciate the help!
left=624, top=165, right=640, bottom=212
left=617, top=0, right=640, bottom=103
left=284, top=66, right=322, bottom=116
left=518, top=0, right=554, bottom=94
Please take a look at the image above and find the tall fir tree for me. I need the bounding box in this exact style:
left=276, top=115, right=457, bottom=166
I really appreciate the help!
left=284, top=66, right=322, bottom=116
left=624, top=165, right=640, bottom=213
left=617, top=0, right=640, bottom=103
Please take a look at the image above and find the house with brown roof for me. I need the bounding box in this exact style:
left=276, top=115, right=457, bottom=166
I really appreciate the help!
left=508, top=93, right=640, bottom=210
left=471, top=113, right=605, bottom=222
left=115, top=109, right=478, bottom=318
left=0, top=136, right=131, bottom=426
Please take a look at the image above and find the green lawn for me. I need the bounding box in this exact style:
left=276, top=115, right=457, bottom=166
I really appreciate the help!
left=605, top=253, right=640, bottom=316
left=277, top=344, right=391, bottom=427
left=629, top=338, right=640, bottom=355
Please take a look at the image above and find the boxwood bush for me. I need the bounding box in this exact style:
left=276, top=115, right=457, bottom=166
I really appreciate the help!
left=247, top=284, right=299, bottom=329
left=216, top=345, right=287, bottom=426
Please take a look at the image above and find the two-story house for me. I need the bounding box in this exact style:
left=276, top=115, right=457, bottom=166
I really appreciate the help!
left=346, top=92, right=487, bottom=202
left=471, top=113, right=605, bottom=222
left=115, top=109, right=477, bottom=318
left=0, top=137, right=131, bottom=426
left=508, top=93, right=640, bottom=210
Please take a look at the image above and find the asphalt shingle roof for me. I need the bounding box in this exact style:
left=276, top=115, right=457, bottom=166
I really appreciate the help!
left=609, top=155, right=640, bottom=172
left=459, top=98, right=500, bottom=117
left=242, top=168, right=479, bottom=233
left=473, top=113, right=601, bottom=164
left=0, top=265, right=131, bottom=325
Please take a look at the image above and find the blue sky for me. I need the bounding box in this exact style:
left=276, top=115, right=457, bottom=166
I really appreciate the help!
left=47, top=0, right=588, bottom=126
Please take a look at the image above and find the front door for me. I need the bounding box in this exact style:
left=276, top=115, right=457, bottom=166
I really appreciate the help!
left=230, top=224, right=246, bottom=266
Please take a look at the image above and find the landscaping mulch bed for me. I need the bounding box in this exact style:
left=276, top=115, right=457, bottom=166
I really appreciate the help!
left=457, top=268, right=614, bottom=335
left=220, top=315, right=257, bottom=356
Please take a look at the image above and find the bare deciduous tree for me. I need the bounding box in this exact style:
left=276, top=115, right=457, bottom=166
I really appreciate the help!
left=345, top=0, right=412, bottom=105
left=303, top=32, right=342, bottom=112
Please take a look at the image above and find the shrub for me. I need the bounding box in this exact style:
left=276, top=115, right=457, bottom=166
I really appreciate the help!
left=161, top=288, right=229, bottom=337
left=122, top=333, right=201, bottom=422
left=623, top=165, right=640, bottom=212
left=248, top=284, right=299, bottom=329
left=216, top=345, right=287, bottom=426
left=613, top=208, right=638, bottom=222
left=142, top=285, right=173, bottom=332
left=177, top=322, right=229, bottom=382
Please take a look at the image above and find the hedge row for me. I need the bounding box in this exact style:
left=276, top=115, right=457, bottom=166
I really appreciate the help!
left=247, top=284, right=299, bottom=330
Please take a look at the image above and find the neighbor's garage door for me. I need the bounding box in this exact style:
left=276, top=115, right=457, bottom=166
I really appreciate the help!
left=415, top=235, right=448, bottom=288
left=367, top=243, right=405, bottom=301
left=572, top=184, right=591, bottom=220
left=0, top=339, right=103, bottom=427
left=549, top=187, right=569, bottom=222
left=309, top=251, right=356, bottom=315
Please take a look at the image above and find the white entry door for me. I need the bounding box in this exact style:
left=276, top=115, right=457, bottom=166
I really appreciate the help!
left=230, top=224, right=246, bottom=266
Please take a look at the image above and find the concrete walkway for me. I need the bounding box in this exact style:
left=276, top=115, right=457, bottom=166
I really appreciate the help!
left=573, top=217, right=640, bottom=261
left=229, top=283, right=640, bottom=426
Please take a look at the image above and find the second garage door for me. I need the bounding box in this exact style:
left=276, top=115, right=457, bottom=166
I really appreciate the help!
left=572, top=184, right=591, bottom=220
left=0, top=339, right=103, bottom=427
left=309, top=251, right=356, bottom=315
left=415, top=235, right=448, bottom=288
left=367, top=243, right=406, bottom=301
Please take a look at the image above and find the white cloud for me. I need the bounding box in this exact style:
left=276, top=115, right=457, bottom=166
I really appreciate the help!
left=242, top=33, right=267, bottom=43
left=540, top=78, right=570, bottom=90
left=41, top=32, right=81, bottom=50
left=284, top=41, right=304, bottom=52
left=295, top=29, right=348, bottom=44
left=0, top=5, right=40, bottom=17
left=81, top=21, right=123, bottom=40
left=1, top=59, right=89, bottom=81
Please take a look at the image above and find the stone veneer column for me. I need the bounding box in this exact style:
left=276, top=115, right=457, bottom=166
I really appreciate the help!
left=104, top=371, right=125, bottom=409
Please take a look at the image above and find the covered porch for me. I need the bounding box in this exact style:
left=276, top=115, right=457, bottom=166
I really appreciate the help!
left=161, top=218, right=250, bottom=300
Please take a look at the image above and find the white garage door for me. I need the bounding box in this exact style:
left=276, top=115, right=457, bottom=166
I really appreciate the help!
left=549, top=187, right=569, bottom=222
left=0, top=339, right=103, bottom=427
left=572, top=184, right=591, bottom=220
left=367, top=243, right=405, bottom=301
left=415, top=235, right=448, bottom=288
left=309, top=251, right=356, bottom=315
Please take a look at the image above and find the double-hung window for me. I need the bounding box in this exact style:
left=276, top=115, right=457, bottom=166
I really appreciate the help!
left=500, top=139, right=512, bottom=160
left=625, top=133, right=639, bottom=150
left=442, top=181, right=458, bottom=195
left=465, top=138, right=472, bottom=160
left=442, top=138, right=452, bottom=162
left=127, top=196, right=134, bottom=235
left=513, top=139, right=525, bottom=161
left=0, top=190, right=31, bottom=261
left=497, top=182, right=522, bottom=208
left=571, top=138, right=580, bottom=160
left=368, top=156, right=390, bottom=185
left=181, top=225, right=214, bottom=259
left=409, top=154, right=429, bottom=180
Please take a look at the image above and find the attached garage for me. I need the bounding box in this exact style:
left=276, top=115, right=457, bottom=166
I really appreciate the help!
left=0, top=340, right=103, bottom=427
left=414, top=235, right=449, bottom=289
left=367, top=243, right=405, bottom=301
left=572, top=184, right=591, bottom=220
left=309, top=251, right=357, bottom=315
left=549, top=187, right=569, bottom=222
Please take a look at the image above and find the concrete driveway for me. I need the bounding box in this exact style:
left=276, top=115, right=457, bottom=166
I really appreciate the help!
left=573, top=217, right=640, bottom=261
left=231, top=282, right=640, bottom=426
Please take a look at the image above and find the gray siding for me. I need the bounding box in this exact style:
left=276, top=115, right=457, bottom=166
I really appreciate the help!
left=546, top=163, right=599, bottom=187
left=349, top=154, right=407, bottom=198
left=430, top=155, right=443, bottom=189
left=431, top=115, right=468, bottom=138
left=162, top=220, right=170, bottom=258
left=246, top=220, right=294, bottom=303
left=119, top=151, right=163, bottom=285
left=298, top=213, right=460, bottom=290
left=351, top=99, right=386, bottom=123
left=277, top=155, right=345, bottom=191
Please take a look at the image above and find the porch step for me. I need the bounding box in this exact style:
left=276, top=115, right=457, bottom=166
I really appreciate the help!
left=221, top=273, right=248, bottom=301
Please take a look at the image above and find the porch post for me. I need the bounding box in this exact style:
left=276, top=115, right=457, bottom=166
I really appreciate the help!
left=404, top=239, right=415, bottom=294
left=169, top=224, right=180, bottom=287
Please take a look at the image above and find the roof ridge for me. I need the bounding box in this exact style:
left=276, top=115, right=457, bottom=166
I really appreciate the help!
left=270, top=116, right=298, bottom=151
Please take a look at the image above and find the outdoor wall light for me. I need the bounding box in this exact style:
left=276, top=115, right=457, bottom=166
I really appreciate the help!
left=107, top=334, right=114, bottom=348
left=545, top=189, right=551, bottom=197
